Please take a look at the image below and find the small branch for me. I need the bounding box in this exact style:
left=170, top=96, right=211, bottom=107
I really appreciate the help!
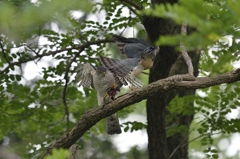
left=0, top=39, right=113, bottom=75
left=170, top=131, right=222, bottom=158
left=40, top=68, right=240, bottom=158
left=180, top=23, right=194, bottom=76
left=120, top=0, right=143, bottom=10
left=141, top=71, right=149, bottom=75
left=67, top=144, right=81, bottom=159
left=169, top=129, right=193, bottom=158
left=63, top=48, right=84, bottom=131
left=179, top=131, right=221, bottom=149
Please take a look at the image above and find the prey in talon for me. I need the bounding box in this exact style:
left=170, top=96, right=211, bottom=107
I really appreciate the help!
left=107, top=80, right=121, bottom=100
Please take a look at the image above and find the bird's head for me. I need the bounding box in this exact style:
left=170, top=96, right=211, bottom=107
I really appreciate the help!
left=142, top=46, right=160, bottom=61
left=96, top=66, right=107, bottom=77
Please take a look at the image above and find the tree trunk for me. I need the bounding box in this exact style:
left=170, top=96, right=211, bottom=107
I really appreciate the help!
left=142, top=1, right=200, bottom=159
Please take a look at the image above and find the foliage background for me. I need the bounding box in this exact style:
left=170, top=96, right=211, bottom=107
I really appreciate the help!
left=0, top=0, right=240, bottom=158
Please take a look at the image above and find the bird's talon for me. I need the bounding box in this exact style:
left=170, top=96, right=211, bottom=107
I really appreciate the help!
left=129, top=85, right=134, bottom=91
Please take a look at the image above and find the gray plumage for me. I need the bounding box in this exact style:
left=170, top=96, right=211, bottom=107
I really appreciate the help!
left=100, top=35, right=159, bottom=88
left=75, top=63, right=121, bottom=135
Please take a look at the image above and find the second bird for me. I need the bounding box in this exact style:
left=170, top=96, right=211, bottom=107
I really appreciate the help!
left=100, top=34, right=159, bottom=90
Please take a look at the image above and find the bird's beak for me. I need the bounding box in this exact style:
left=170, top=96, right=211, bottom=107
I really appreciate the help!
left=102, top=71, right=106, bottom=77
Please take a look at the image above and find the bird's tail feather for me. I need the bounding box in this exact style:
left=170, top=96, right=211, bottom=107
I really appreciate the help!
left=106, top=114, right=121, bottom=135
left=124, top=75, right=144, bottom=88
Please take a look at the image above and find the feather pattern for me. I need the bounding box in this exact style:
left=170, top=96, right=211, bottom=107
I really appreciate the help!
left=75, top=63, right=122, bottom=135
left=100, top=56, right=139, bottom=77
left=75, top=63, right=95, bottom=88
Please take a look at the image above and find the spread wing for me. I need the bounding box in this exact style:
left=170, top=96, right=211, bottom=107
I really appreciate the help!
left=113, top=34, right=151, bottom=58
left=100, top=56, right=140, bottom=77
left=75, top=63, right=96, bottom=88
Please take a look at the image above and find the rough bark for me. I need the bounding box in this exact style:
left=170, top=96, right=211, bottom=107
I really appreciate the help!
left=166, top=50, right=200, bottom=159
left=142, top=0, right=200, bottom=158
left=41, top=69, right=240, bottom=158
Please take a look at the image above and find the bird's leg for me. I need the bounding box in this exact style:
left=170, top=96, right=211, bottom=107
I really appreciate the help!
left=129, top=66, right=144, bottom=91
left=110, top=79, right=121, bottom=89
left=103, top=79, right=121, bottom=100
left=129, top=78, right=135, bottom=91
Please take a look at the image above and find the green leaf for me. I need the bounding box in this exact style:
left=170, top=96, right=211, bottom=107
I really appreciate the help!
left=46, top=149, right=70, bottom=159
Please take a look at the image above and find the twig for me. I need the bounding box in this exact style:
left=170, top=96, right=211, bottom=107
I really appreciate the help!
left=180, top=23, right=194, bottom=76
left=169, top=129, right=193, bottom=158
left=141, top=71, right=149, bottom=75
left=170, top=130, right=222, bottom=158
left=67, top=144, right=80, bottom=159
left=119, top=0, right=143, bottom=16
left=0, top=39, right=113, bottom=75
left=63, top=48, right=85, bottom=131
left=120, top=0, right=143, bottom=10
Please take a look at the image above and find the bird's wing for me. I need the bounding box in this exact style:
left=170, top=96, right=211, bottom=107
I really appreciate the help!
left=124, top=75, right=144, bottom=88
left=75, top=63, right=96, bottom=88
left=113, top=34, right=150, bottom=46
left=100, top=56, right=139, bottom=77
left=113, top=34, right=151, bottom=58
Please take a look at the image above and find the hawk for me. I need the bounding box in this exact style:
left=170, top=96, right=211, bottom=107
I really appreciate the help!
left=75, top=63, right=123, bottom=135
left=100, top=35, right=159, bottom=90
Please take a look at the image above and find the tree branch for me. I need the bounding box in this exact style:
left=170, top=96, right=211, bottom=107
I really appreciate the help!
left=40, top=68, right=240, bottom=158
left=0, top=39, right=113, bottom=75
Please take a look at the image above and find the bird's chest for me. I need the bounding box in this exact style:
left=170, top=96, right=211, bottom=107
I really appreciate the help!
left=93, top=74, right=115, bottom=94
left=139, top=58, right=153, bottom=70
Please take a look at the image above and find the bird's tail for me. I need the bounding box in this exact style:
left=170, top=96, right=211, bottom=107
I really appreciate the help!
left=106, top=114, right=121, bottom=135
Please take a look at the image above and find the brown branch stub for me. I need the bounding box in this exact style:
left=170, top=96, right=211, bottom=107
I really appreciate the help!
left=180, top=23, right=194, bottom=76
left=67, top=144, right=81, bottom=159
left=40, top=68, right=240, bottom=158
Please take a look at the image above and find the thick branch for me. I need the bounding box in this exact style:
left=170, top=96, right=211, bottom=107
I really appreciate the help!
left=0, top=39, right=113, bottom=75
left=41, top=68, right=240, bottom=158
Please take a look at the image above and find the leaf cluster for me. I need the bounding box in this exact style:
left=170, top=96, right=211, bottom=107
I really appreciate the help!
left=145, top=0, right=240, bottom=51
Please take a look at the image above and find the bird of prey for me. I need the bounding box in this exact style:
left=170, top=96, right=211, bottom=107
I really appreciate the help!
left=75, top=63, right=123, bottom=135
left=100, top=34, right=159, bottom=90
